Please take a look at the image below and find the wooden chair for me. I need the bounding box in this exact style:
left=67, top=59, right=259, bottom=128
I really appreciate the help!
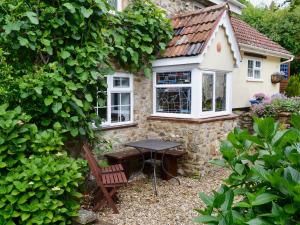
left=82, top=142, right=127, bottom=214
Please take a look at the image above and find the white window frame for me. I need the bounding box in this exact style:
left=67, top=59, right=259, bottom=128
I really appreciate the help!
left=247, top=59, right=262, bottom=81
left=152, top=67, right=232, bottom=119
left=200, top=71, right=232, bottom=118
left=153, top=69, right=193, bottom=118
left=108, top=0, right=122, bottom=11
left=96, top=72, right=134, bottom=127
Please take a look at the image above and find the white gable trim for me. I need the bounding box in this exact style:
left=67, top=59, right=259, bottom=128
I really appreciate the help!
left=198, top=10, right=241, bottom=68
left=152, top=10, right=241, bottom=68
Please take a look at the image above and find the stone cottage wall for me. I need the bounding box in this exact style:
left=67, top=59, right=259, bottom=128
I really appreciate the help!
left=146, top=117, right=237, bottom=175
left=154, top=0, right=207, bottom=14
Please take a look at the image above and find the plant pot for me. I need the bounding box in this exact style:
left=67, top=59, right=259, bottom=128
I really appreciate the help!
left=271, top=73, right=284, bottom=84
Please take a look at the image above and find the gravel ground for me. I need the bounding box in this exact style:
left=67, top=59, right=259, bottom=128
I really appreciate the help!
left=97, top=168, right=229, bottom=225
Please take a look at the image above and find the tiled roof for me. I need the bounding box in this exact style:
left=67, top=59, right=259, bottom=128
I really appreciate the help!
left=231, top=17, right=291, bottom=56
left=161, top=4, right=227, bottom=58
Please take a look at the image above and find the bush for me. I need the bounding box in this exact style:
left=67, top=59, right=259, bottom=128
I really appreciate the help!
left=0, top=155, right=85, bottom=225
left=286, top=75, right=300, bottom=97
left=0, top=104, right=86, bottom=224
left=195, top=115, right=300, bottom=224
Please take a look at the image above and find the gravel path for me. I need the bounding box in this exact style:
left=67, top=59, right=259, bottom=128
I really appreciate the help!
left=97, top=168, right=229, bottom=225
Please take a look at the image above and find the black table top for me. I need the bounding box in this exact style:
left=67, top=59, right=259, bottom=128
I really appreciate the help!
left=125, top=139, right=181, bottom=151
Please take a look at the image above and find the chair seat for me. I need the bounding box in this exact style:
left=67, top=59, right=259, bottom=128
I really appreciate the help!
left=102, top=171, right=127, bottom=187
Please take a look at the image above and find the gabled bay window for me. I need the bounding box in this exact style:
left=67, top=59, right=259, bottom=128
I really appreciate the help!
left=95, top=73, right=133, bottom=127
left=153, top=69, right=232, bottom=118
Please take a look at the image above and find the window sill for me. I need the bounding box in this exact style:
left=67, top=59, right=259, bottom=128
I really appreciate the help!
left=94, top=123, right=138, bottom=131
left=147, top=114, right=239, bottom=124
left=247, top=79, right=263, bottom=82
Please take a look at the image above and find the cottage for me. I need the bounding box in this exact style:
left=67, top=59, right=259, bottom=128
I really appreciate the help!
left=96, top=0, right=293, bottom=175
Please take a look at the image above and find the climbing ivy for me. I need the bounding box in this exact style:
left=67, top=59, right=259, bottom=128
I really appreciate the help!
left=0, top=0, right=172, bottom=138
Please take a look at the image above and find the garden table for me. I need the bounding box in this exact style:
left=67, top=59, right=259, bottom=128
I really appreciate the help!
left=125, top=139, right=181, bottom=196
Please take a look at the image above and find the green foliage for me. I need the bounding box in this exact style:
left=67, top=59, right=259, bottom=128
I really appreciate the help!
left=110, top=0, right=172, bottom=75
left=0, top=104, right=86, bottom=224
left=240, top=3, right=300, bottom=74
left=195, top=115, right=300, bottom=224
left=0, top=155, right=85, bottom=225
left=286, top=74, right=300, bottom=97
left=0, top=0, right=172, bottom=138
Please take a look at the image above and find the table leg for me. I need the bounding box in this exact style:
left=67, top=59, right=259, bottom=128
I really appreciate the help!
left=161, top=149, right=181, bottom=185
left=152, top=150, right=158, bottom=196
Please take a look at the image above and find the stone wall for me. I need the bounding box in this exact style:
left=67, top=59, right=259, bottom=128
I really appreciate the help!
left=154, top=0, right=207, bottom=15
left=146, top=117, right=237, bottom=175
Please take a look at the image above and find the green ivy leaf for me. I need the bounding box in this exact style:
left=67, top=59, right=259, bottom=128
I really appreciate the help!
left=52, top=102, right=62, bottom=113
left=80, top=7, right=93, bottom=18
left=44, top=97, right=53, bottom=106
left=85, top=94, right=93, bottom=102
left=63, top=3, right=76, bottom=13
left=18, top=37, right=29, bottom=46
left=60, top=51, right=70, bottom=60
left=25, top=11, right=39, bottom=25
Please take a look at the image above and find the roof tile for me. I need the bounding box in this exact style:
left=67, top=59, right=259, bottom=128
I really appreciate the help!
left=161, top=4, right=226, bottom=58
left=231, top=17, right=291, bottom=56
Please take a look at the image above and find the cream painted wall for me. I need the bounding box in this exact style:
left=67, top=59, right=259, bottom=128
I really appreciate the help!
left=201, top=26, right=235, bottom=72
left=232, top=52, right=281, bottom=108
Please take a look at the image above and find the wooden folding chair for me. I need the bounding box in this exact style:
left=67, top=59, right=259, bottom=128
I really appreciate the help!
left=82, top=142, right=127, bottom=214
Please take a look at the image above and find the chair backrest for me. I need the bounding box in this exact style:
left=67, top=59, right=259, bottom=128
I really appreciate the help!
left=82, top=142, right=102, bottom=178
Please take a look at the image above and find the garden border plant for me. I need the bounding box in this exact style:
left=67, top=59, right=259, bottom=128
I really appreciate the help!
left=195, top=115, right=300, bottom=224
left=0, top=0, right=172, bottom=224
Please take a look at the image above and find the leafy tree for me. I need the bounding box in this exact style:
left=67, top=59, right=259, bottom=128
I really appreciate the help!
left=0, top=0, right=172, bottom=139
left=239, top=2, right=300, bottom=74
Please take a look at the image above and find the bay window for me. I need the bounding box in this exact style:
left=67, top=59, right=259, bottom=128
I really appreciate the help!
left=153, top=69, right=231, bottom=118
left=95, top=73, right=133, bottom=127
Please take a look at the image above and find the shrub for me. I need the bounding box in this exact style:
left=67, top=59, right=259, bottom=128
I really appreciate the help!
left=195, top=115, right=300, bottom=224
left=0, top=154, right=85, bottom=225
left=0, top=104, right=86, bottom=224
left=286, top=74, right=300, bottom=97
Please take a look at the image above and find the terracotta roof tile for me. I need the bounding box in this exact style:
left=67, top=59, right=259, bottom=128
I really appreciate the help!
left=231, top=17, right=291, bottom=56
left=160, top=4, right=291, bottom=59
left=161, top=4, right=226, bottom=58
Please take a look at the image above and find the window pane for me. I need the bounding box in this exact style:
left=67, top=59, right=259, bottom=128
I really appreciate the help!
left=202, top=73, right=214, bottom=112
left=108, top=0, right=118, bottom=9
left=111, top=93, right=131, bottom=123
left=248, top=60, right=253, bottom=68
left=215, top=73, right=226, bottom=112
left=95, top=90, right=107, bottom=123
left=113, top=77, right=130, bottom=88
left=256, top=61, right=261, bottom=68
left=156, top=71, right=191, bottom=85
left=156, top=87, right=191, bottom=114
left=121, top=93, right=130, bottom=105
left=254, top=70, right=261, bottom=79
left=248, top=68, right=253, bottom=78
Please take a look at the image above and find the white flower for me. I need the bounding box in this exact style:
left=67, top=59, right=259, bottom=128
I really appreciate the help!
left=29, top=181, right=34, bottom=185
left=51, top=186, right=61, bottom=191
left=55, top=152, right=64, bottom=156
